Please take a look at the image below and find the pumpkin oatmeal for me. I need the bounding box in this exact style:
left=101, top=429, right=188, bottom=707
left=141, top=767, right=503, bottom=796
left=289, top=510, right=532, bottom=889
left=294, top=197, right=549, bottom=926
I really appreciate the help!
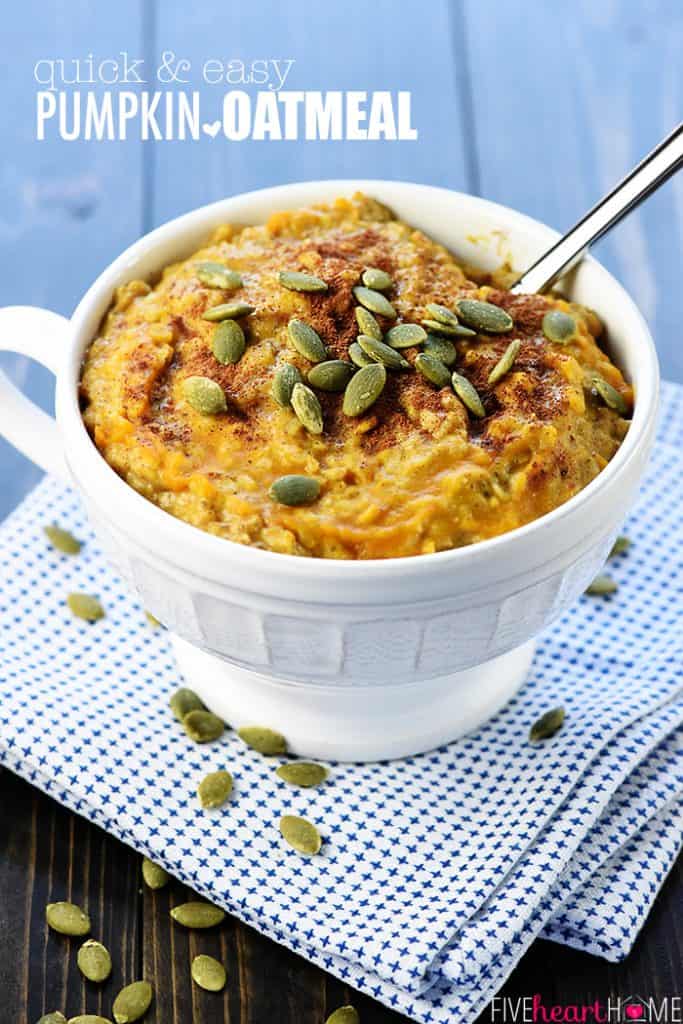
left=80, top=193, right=632, bottom=559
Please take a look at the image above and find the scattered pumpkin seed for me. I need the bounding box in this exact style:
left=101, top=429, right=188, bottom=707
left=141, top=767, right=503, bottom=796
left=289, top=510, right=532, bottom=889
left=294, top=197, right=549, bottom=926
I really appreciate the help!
left=270, top=474, right=321, bottom=507
left=385, top=323, right=427, bottom=349
left=349, top=342, right=374, bottom=368
left=421, top=318, right=475, bottom=338
left=353, top=286, right=397, bottom=319
left=278, top=270, right=328, bottom=292
left=44, top=525, right=82, bottom=555
left=182, top=376, right=227, bottom=415
left=542, top=309, right=577, bottom=344
left=198, top=769, right=233, bottom=809
left=183, top=709, right=225, bottom=744
left=212, top=320, right=246, bottom=365
left=77, top=939, right=112, bottom=983
left=238, top=725, right=287, bottom=755
left=529, top=707, right=565, bottom=742
left=424, top=335, right=457, bottom=366
left=141, top=857, right=170, bottom=890
left=343, top=363, right=387, bottom=416
left=591, top=375, right=629, bottom=416
left=37, top=1013, right=68, bottom=1024
left=355, top=306, right=382, bottom=341
left=191, top=954, right=227, bottom=992
left=169, top=686, right=206, bottom=722
left=361, top=267, right=393, bottom=291
left=425, top=302, right=460, bottom=327
left=488, top=339, right=521, bottom=385
left=325, top=1008, right=360, bottom=1024
left=456, top=298, right=514, bottom=334
left=46, top=901, right=91, bottom=937
left=202, top=301, right=254, bottom=322
left=279, top=815, right=322, bottom=856
left=610, top=535, right=631, bottom=558
left=288, top=318, right=328, bottom=362
left=196, top=262, right=243, bottom=290
left=144, top=611, right=161, bottom=628
left=68, top=1017, right=112, bottom=1024
left=586, top=574, right=618, bottom=596
left=275, top=762, right=329, bottom=788
left=272, top=362, right=303, bottom=407
left=66, top=593, right=105, bottom=623
left=357, top=335, right=409, bottom=370
left=291, top=382, right=324, bottom=434
left=451, top=372, right=486, bottom=418
left=415, top=352, right=451, bottom=388
left=112, top=980, right=153, bottom=1023
left=170, top=902, right=226, bottom=929
left=308, top=360, right=355, bottom=391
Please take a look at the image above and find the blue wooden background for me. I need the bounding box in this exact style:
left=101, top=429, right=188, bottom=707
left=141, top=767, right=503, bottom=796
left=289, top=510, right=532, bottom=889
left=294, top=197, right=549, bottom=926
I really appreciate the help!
left=1, top=0, right=681, bottom=521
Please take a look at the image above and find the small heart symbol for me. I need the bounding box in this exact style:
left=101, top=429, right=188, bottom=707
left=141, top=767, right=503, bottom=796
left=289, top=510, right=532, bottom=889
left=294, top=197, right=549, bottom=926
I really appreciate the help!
left=202, top=120, right=221, bottom=138
left=625, top=1007, right=644, bottom=1020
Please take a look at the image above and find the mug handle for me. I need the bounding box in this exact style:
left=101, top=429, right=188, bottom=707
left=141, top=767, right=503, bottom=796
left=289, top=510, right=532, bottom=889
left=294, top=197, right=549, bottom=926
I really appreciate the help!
left=0, top=305, right=70, bottom=481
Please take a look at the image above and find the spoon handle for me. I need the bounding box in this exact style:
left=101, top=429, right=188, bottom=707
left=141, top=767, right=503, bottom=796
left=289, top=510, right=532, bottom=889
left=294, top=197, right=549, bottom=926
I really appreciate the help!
left=512, top=122, right=683, bottom=295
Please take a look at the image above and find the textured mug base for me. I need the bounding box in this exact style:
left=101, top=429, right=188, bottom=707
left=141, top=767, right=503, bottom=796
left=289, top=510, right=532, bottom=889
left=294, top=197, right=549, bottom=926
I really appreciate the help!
left=170, top=635, right=535, bottom=762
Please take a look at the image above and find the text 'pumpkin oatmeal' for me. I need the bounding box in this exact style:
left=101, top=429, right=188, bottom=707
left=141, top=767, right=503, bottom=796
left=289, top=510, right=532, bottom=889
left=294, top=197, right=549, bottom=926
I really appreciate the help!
left=80, top=193, right=632, bottom=559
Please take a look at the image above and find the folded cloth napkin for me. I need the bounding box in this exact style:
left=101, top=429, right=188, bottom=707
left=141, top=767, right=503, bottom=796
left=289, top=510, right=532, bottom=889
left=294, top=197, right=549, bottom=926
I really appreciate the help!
left=0, top=381, right=681, bottom=1024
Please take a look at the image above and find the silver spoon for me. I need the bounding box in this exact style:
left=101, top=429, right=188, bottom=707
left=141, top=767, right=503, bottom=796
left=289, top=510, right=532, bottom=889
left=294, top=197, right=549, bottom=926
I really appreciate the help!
left=512, top=122, right=683, bottom=295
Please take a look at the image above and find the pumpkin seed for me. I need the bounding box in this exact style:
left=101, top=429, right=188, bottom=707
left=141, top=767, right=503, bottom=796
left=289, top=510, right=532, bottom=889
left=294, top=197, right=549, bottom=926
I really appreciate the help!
left=529, top=707, right=565, bottom=742
left=308, top=360, right=355, bottom=391
left=198, top=769, right=233, bottom=808
left=385, top=323, right=427, bottom=349
left=278, top=270, right=328, bottom=292
left=585, top=574, right=618, bottom=596
left=183, top=709, right=225, bottom=743
left=77, top=939, right=112, bottom=983
left=488, top=339, right=521, bottom=385
left=288, top=318, right=328, bottom=362
left=169, top=686, right=206, bottom=722
left=37, top=1015, right=68, bottom=1024
left=66, top=593, right=105, bottom=623
left=270, top=474, right=321, bottom=507
left=355, top=306, right=382, bottom=340
left=456, top=298, right=513, bottom=334
left=291, top=383, right=324, bottom=434
left=279, top=815, right=322, bottom=856
left=415, top=352, right=451, bottom=388
left=542, top=309, right=577, bottom=344
left=275, top=762, right=329, bottom=788
left=182, top=376, right=227, bottom=415
left=191, top=954, right=227, bottom=992
left=112, top=980, right=153, bottom=1023
left=238, top=725, right=287, bottom=755
left=170, top=902, right=226, bottom=929
left=212, top=320, right=246, bottom=365
left=421, top=319, right=475, bottom=338
left=141, top=857, right=170, bottom=890
left=424, top=335, right=457, bottom=366
left=202, top=302, right=254, bottom=322
left=325, top=1008, right=360, bottom=1024
left=144, top=611, right=161, bottom=628
left=357, top=335, right=409, bottom=370
left=272, top=362, right=303, bottom=407
left=44, top=525, right=82, bottom=555
left=591, top=375, right=629, bottom=416
left=361, top=267, right=393, bottom=291
left=46, top=901, right=91, bottom=937
left=68, top=1017, right=112, bottom=1024
left=451, top=372, right=486, bottom=418
left=425, top=302, right=460, bottom=327
left=353, top=286, right=397, bottom=319
left=196, top=262, right=243, bottom=290
left=343, top=363, right=387, bottom=416
left=349, top=342, right=374, bottom=368
left=609, top=535, right=631, bottom=558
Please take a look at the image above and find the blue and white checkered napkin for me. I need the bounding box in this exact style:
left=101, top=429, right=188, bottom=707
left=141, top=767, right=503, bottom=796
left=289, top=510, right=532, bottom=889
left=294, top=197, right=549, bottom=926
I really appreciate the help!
left=1, top=383, right=682, bottom=1024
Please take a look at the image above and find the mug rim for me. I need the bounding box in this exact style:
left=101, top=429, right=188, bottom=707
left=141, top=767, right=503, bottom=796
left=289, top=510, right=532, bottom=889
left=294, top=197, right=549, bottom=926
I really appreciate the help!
left=57, top=178, right=660, bottom=580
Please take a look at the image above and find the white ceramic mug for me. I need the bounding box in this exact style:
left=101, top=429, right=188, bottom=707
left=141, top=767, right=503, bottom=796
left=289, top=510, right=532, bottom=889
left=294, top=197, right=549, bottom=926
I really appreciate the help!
left=0, top=181, right=659, bottom=760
